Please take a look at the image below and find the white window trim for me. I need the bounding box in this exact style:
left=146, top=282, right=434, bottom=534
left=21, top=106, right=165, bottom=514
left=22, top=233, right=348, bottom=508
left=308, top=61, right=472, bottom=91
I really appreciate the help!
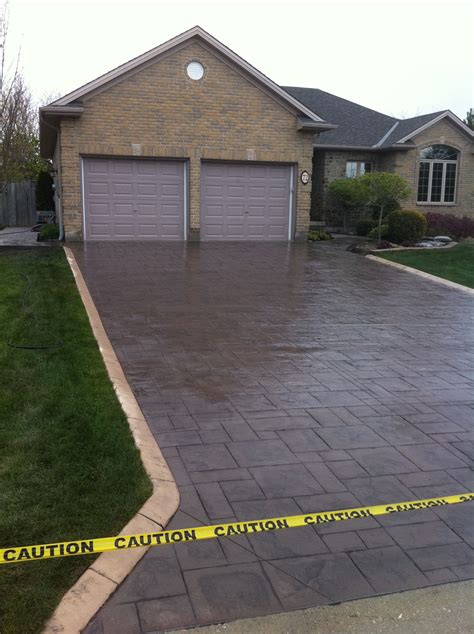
left=417, top=158, right=458, bottom=204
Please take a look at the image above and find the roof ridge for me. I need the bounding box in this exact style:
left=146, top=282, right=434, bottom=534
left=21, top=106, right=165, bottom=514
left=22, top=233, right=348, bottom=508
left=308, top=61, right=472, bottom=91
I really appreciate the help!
left=398, top=110, right=447, bottom=123
left=373, top=120, right=400, bottom=148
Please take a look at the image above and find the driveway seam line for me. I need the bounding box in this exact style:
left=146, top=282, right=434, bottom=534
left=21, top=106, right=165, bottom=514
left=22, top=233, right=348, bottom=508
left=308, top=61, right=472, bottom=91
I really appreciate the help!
left=42, top=247, right=180, bottom=634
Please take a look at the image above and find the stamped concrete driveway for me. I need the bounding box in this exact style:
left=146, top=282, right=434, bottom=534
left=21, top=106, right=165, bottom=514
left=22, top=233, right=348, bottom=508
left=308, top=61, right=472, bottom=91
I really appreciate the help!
left=73, top=240, right=474, bottom=634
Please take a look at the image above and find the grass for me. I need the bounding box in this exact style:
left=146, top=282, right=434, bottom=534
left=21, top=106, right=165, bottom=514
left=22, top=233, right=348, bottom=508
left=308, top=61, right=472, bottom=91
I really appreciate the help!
left=376, top=243, right=474, bottom=289
left=0, top=249, right=152, bottom=634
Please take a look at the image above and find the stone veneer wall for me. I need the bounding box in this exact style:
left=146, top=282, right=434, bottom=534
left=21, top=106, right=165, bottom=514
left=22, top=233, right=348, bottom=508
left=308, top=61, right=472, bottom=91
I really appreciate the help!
left=380, top=119, right=473, bottom=218
left=311, top=118, right=473, bottom=225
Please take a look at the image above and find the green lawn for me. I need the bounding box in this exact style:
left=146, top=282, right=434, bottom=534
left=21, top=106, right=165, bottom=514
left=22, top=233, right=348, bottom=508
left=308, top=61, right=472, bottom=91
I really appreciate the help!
left=377, top=243, right=474, bottom=289
left=0, top=249, right=151, bottom=634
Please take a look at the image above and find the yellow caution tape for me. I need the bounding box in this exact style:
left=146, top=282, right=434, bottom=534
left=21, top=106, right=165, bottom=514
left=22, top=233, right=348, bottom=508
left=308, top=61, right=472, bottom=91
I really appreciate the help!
left=2, top=493, right=473, bottom=564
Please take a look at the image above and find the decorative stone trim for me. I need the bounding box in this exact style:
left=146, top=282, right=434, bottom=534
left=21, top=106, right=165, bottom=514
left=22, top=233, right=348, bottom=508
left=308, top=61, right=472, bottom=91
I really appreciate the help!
left=42, top=247, right=179, bottom=634
left=366, top=254, right=474, bottom=296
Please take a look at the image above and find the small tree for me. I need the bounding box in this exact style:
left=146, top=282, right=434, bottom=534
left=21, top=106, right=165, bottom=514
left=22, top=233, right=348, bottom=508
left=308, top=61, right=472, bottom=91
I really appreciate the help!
left=464, top=108, right=474, bottom=130
left=0, top=2, right=49, bottom=187
left=359, top=172, right=411, bottom=244
left=326, top=178, right=370, bottom=232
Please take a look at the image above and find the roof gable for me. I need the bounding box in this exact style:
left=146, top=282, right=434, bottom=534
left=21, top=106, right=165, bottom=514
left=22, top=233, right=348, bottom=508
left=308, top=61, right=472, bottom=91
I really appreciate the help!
left=50, top=26, right=324, bottom=123
left=393, top=111, right=474, bottom=144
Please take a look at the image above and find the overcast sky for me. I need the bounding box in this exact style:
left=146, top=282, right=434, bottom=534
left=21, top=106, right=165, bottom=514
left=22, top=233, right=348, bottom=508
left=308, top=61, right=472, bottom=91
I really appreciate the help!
left=7, top=0, right=474, bottom=120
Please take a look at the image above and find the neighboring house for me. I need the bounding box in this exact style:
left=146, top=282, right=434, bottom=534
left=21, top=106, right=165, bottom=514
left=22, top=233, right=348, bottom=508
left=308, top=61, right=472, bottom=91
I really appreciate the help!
left=285, top=87, right=474, bottom=223
left=39, top=26, right=335, bottom=242
left=39, top=26, right=473, bottom=242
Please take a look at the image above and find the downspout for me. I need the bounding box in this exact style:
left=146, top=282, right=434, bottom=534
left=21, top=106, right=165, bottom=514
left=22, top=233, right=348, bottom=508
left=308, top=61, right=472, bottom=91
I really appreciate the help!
left=41, top=114, right=64, bottom=241
left=55, top=126, right=64, bottom=241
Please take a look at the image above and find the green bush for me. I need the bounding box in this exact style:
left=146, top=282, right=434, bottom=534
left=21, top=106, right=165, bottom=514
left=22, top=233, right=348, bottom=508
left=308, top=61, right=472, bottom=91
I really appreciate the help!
left=359, top=172, right=411, bottom=217
left=37, top=223, right=60, bottom=241
left=367, top=224, right=389, bottom=241
left=308, top=230, right=332, bottom=241
left=387, top=210, right=427, bottom=243
left=356, top=218, right=377, bottom=236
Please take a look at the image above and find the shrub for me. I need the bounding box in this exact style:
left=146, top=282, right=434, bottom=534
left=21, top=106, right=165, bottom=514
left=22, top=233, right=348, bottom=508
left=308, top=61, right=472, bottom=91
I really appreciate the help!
left=356, top=218, right=377, bottom=236
left=376, top=240, right=393, bottom=250
left=36, top=171, right=55, bottom=212
left=367, top=224, right=389, bottom=241
left=387, top=210, right=427, bottom=243
left=326, top=178, right=371, bottom=232
left=424, top=212, right=474, bottom=239
left=308, top=230, right=332, bottom=241
left=37, top=223, right=59, bottom=241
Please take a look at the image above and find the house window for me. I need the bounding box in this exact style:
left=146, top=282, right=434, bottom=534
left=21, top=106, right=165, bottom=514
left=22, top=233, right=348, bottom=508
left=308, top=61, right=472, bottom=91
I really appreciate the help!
left=417, top=145, right=458, bottom=204
left=345, top=161, right=373, bottom=178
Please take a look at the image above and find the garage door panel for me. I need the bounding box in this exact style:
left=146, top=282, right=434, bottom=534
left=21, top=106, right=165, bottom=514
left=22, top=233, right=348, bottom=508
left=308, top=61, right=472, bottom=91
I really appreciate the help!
left=88, top=160, right=109, bottom=174
left=112, top=160, right=134, bottom=173
left=137, top=205, right=159, bottom=216
left=161, top=184, right=181, bottom=196
left=89, top=202, right=110, bottom=216
left=89, top=183, right=109, bottom=195
left=201, top=162, right=291, bottom=241
left=84, top=158, right=185, bottom=240
left=114, top=224, right=135, bottom=237
left=135, top=162, right=158, bottom=176
left=248, top=187, right=266, bottom=198
left=136, top=183, right=158, bottom=196
left=89, top=223, right=112, bottom=238
left=114, top=184, right=134, bottom=197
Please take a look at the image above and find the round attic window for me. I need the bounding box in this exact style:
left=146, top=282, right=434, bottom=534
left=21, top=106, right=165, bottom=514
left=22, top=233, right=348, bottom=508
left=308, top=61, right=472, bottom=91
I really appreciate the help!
left=186, top=61, right=204, bottom=80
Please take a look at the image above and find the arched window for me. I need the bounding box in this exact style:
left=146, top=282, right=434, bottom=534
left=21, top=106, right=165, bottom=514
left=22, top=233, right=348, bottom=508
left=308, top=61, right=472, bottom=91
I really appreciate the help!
left=417, top=144, right=458, bottom=204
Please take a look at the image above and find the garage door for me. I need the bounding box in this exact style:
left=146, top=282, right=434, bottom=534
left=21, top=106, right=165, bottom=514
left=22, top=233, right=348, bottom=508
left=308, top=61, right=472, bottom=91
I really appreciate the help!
left=201, top=163, right=293, bottom=240
left=83, top=158, right=185, bottom=240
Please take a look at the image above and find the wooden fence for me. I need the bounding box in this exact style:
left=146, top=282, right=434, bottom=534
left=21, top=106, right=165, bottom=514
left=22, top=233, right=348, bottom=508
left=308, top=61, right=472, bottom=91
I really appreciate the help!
left=0, top=181, right=37, bottom=227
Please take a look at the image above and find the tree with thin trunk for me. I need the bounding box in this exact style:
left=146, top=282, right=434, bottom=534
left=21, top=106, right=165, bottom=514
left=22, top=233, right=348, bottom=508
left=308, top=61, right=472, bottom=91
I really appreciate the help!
left=359, top=172, right=411, bottom=244
left=0, top=1, right=47, bottom=186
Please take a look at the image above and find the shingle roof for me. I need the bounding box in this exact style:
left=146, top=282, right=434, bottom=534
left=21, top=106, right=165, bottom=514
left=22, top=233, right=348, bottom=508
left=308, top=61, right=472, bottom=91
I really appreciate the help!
left=282, top=86, right=448, bottom=149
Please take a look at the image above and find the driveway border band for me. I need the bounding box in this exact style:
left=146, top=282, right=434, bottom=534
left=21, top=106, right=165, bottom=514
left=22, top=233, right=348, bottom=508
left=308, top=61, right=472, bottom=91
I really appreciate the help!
left=42, top=247, right=179, bottom=634
left=366, top=254, right=474, bottom=295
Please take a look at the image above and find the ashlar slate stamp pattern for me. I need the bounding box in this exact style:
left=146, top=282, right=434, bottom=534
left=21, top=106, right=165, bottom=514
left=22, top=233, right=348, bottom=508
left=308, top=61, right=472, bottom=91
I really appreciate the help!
left=71, top=241, right=474, bottom=633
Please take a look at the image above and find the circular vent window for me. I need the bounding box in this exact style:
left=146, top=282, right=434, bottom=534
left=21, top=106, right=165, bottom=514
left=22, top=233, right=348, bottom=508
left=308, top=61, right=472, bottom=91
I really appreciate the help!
left=186, top=61, right=204, bottom=80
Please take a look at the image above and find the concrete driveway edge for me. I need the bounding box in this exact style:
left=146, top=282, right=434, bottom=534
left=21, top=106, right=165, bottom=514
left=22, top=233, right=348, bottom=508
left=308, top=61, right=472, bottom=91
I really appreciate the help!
left=366, top=253, right=474, bottom=295
left=41, top=247, right=180, bottom=634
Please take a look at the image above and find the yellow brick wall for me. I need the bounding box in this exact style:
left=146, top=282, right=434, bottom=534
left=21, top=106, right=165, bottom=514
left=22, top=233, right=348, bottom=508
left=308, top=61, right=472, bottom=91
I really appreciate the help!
left=59, top=40, right=314, bottom=239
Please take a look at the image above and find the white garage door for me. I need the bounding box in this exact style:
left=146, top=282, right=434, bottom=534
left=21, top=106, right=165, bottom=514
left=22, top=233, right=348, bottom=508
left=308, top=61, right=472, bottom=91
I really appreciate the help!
left=83, top=158, right=185, bottom=240
left=201, top=162, right=293, bottom=241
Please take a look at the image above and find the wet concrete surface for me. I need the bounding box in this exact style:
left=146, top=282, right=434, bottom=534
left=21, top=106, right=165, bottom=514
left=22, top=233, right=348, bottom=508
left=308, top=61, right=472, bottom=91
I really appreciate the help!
left=69, top=240, right=474, bottom=633
left=175, top=580, right=474, bottom=634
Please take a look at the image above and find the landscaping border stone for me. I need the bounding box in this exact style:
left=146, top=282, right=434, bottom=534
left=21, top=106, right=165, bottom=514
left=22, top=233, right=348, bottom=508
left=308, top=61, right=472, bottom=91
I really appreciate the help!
left=42, top=247, right=179, bottom=634
left=366, top=254, right=474, bottom=296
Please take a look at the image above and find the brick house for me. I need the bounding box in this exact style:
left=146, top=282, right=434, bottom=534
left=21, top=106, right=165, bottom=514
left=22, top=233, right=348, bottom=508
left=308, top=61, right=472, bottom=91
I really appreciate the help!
left=40, top=27, right=473, bottom=242
left=286, top=88, right=474, bottom=226
left=39, top=26, right=334, bottom=242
